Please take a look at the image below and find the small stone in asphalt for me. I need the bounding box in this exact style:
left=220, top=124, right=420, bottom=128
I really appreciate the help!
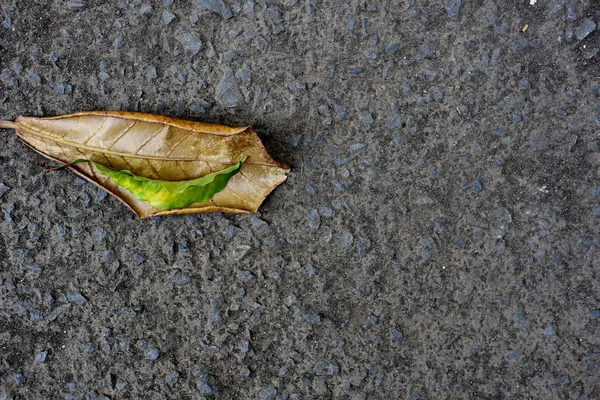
left=0, top=183, right=10, bottom=198
left=194, top=0, right=233, bottom=19
left=140, top=5, right=153, bottom=16
left=543, top=325, right=557, bottom=337
left=360, top=112, right=374, bottom=125
left=162, top=10, right=176, bottom=25
left=67, top=1, right=88, bottom=9
left=146, top=347, right=160, bottom=360
left=66, top=292, right=88, bottom=305
left=172, top=273, right=191, bottom=286
left=35, top=351, right=48, bottom=363
left=197, top=373, right=217, bottom=395
left=179, top=31, right=203, bottom=55
left=258, top=387, right=277, bottom=400
left=391, top=328, right=405, bottom=341
left=307, top=209, right=321, bottom=230
left=444, top=0, right=462, bottom=19
left=576, top=19, right=597, bottom=41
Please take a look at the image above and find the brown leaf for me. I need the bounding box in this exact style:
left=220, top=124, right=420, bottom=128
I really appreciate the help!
left=0, top=111, right=289, bottom=218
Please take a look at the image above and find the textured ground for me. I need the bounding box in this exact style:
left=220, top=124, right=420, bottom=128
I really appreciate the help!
left=1, top=1, right=600, bottom=399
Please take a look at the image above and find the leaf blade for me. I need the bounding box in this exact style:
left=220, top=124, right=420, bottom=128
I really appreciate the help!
left=3, top=111, right=289, bottom=217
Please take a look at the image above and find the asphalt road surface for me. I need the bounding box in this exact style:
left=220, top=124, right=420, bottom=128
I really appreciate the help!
left=1, top=1, right=599, bottom=399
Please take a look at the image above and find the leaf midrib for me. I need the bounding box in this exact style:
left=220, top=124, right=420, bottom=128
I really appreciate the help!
left=16, top=123, right=274, bottom=166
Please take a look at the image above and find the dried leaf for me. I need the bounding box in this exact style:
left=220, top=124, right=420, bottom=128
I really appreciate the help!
left=0, top=111, right=289, bottom=217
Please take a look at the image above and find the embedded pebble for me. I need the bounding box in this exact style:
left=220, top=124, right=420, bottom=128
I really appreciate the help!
left=215, top=69, right=242, bottom=108
left=268, top=271, right=281, bottom=280
left=517, top=306, right=531, bottom=328
left=162, top=10, right=177, bottom=25
left=179, top=31, right=203, bottom=55
left=197, top=373, right=217, bottom=395
left=411, top=281, right=421, bottom=293
left=349, top=143, right=366, bottom=154
left=306, top=184, right=318, bottom=195
left=387, top=114, right=403, bottom=129
left=102, top=250, right=115, bottom=263
left=67, top=1, right=88, bottom=9
left=12, top=373, right=25, bottom=385
left=230, top=244, right=251, bottom=261
left=543, top=325, right=556, bottom=337
left=145, top=347, right=160, bottom=360
left=258, top=387, right=277, bottom=400
left=576, top=19, right=597, bottom=41
left=139, top=5, right=153, bottom=15
left=387, top=43, right=399, bottom=54
left=391, top=328, right=405, bottom=341
left=327, top=363, right=339, bottom=376
left=355, top=236, right=371, bottom=256
left=92, top=228, right=107, bottom=243
left=0, top=183, right=10, bottom=198
left=297, top=313, right=322, bottom=324
left=422, top=236, right=435, bottom=248
left=25, top=264, right=43, bottom=273
left=66, top=292, right=88, bottom=305
left=319, top=206, right=334, bottom=217
left=239, top=271, right=255, bottom=282
left=35, top=351, right=48, bottom=363
left=444, top=0, right=462, bottom=18
left=55, top=83, right=72, bottom=95
left=342, top=231, right=354, bottom=248
left=306, top=209, right=321, bottom=230
left=194, top=0, right=233, bottom=19
left=172, top=273, right=191, bottom=286
left=360, top=112, right=374, bottom=125
left=28, top=71, right=41, bottom=84
left=335, top=105, right=348, bottom=119
left=3, top=17, right=13, bottom=29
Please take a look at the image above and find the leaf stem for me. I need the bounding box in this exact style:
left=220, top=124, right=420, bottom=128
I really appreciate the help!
left=47, top=158, right=91, bottom=171
left=0, top=120, right=19, bottom=130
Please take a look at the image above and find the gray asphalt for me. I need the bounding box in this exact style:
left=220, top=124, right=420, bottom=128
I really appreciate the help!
left=1, top=1, right=599, bottom=399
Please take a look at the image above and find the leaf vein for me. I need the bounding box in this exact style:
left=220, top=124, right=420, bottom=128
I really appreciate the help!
left=105, top=121, right=137, bottom=151
left=176, top=160, right=191, bottom=180
left=145, top=159, right=159, bottom=177
left=166, top=130, right=195, bottom=157
left=120, top=156, right=134, bottom=172
left=239, top=171, right=268, bottom=190
left=82, top=116, right=108, bottom=145
left=61, top=116, right=84, bottom=139
left=134, top=125, right=167, bottom=154
left=224, top=185, right=247, bottom=203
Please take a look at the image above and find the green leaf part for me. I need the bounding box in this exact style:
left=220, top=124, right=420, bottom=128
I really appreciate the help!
left=55, top=157, right=247, bottom=210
